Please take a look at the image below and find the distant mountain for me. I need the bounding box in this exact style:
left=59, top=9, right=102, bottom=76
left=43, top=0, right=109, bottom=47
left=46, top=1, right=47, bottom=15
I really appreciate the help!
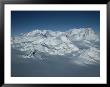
left=11, top=28, right=100, bottom=65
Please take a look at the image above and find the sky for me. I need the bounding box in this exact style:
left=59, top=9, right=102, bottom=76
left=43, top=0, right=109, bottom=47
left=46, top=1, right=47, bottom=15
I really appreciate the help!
left=11, top=11, right=100, bottom=36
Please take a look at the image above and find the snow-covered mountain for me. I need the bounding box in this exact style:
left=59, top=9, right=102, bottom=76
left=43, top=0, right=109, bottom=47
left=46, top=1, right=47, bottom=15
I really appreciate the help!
left=11, top=28, right=100, bottom=65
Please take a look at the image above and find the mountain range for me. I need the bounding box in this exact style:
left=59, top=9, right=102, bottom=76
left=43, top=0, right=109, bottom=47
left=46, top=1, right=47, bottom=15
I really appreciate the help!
left=11, top=28, right=100, bottom=65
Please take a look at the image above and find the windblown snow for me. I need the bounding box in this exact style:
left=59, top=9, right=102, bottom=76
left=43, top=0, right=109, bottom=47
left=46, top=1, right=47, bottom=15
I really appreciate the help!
left=11, top=28, right=100, bottom=65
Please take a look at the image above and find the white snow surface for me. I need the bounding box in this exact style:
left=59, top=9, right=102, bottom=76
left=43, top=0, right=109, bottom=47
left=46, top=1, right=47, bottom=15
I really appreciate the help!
left=11, top=28, right=100, bottom=65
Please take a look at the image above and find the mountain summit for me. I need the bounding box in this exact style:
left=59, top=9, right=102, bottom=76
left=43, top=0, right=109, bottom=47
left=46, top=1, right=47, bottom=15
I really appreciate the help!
left=11, top=28, right=100, bottom=65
